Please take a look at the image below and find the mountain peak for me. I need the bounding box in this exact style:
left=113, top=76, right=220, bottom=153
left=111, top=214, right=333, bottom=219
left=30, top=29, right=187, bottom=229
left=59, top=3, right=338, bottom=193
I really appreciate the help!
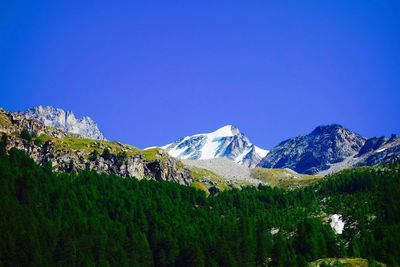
left=208, top=125, right=239, bottom=138
left=311, top=124, right=344, bottom=135
left=162, top=125, right=268, bottom=168
left=259, top=124, right=365, bottom=174
left=21, top=106, right=106, bottom=140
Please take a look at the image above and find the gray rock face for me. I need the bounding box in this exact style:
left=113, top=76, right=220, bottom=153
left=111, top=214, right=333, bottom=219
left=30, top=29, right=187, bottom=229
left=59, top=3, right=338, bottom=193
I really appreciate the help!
left=258, top=124, right=366, bottom=174
left=356, top=136, right=388, bottom=157
left=21, top=106, right=106, bottom=140
left=316, top=135, right=400, bottom=176
left=182, top=158, right=263, bottom=185
left=355, top=135, right=400, bottom=167
left=161, top=125, right=268, bottom=168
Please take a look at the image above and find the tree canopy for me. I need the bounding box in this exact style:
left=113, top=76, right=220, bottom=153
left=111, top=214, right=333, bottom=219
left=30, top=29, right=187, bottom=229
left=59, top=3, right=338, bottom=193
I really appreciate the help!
left=0, top=145, right=399, bottom=266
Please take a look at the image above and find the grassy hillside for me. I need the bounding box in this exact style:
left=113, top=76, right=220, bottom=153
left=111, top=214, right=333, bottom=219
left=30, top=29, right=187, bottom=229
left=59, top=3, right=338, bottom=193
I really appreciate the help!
left=189, top=165, right=253, bottom=192
left=251, top=168, right=323, bottom=189
left=34, top=134, right=167, bottom=161
left=309, top=258, right=386, bottom=267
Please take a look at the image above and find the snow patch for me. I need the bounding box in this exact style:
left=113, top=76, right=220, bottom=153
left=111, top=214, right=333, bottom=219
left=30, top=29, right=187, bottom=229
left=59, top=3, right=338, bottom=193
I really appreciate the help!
left=211, top=125, right=235, bottom=138
left=255, top=146, right=269, bottom=158
left=330, top=214, right=345, bottom=234
left=167, top=145, right=188, bottom=158
left=270, top=227, right=280, bottom=235
left=234, top=147, right=253, bottom=164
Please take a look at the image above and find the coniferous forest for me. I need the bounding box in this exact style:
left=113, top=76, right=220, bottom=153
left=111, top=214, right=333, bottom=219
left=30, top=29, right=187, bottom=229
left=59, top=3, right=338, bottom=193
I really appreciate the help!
left=0, top=142, right=399, bottom=266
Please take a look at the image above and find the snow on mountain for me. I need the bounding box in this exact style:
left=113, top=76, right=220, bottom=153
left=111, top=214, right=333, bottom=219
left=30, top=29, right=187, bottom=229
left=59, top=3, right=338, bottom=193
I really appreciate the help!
left=161, top=125, right=268, bottom=168
left=21, top=106, right=106, bottom=140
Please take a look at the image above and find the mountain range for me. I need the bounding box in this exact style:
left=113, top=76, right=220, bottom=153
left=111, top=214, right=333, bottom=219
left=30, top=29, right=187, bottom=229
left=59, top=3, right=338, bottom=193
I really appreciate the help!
left=161, top=123, right=400, bottom=175
left=1, top=105, right=399, bottom=186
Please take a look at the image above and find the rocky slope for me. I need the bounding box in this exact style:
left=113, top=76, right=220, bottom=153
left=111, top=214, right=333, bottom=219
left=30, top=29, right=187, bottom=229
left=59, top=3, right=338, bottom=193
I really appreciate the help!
left=250, top=168, right=323, bottom=189
left=161, top=125, right=268, bottom=168
left=182, top=158, right=320, bottom=190
left=0, top=108, right=192, bottom=185
left=355, top=134, right=400, bottom=166
left=182, top=158, right=261, bottom=186
left=317, top=134, right=400, bottom=176
left=258, top=124, right=400, bottom=175
left=21, top=106, right=106, bottom=140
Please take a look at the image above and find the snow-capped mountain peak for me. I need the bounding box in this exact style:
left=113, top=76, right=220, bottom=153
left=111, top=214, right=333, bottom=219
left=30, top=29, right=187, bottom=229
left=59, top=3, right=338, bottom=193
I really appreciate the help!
left=21, top=106, right=106, bottom=140
left=199, top=125, right=237, bottom=138
left=161, top=125, right=268, bottom=168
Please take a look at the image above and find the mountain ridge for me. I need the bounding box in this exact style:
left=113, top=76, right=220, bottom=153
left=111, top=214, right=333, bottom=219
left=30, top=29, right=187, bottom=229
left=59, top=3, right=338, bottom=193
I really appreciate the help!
left=258, top=124, right=400, bottom=175
left=3, top=105, right=400, bottom=179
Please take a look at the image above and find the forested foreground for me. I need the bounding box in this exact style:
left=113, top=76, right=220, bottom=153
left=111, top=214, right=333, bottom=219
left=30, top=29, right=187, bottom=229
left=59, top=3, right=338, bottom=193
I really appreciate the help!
left=0, top=146, right=399, bottom=266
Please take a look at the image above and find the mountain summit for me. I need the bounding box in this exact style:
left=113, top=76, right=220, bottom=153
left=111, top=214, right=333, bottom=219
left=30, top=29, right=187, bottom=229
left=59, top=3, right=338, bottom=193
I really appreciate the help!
left=258, top=124, right=366, bottom=174
left=21, top=106, right=106, bottom=140
left=161, top=125, right=268, bottom=168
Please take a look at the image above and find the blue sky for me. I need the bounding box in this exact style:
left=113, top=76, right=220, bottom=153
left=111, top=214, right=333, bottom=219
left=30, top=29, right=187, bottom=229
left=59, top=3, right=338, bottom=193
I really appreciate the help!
left=1, top=0, right=399, bottom=149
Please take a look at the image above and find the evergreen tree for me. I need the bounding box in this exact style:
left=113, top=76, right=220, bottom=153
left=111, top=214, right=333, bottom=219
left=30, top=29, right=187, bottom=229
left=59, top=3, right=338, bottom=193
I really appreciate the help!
left=20, top=129, right=32, bottom=142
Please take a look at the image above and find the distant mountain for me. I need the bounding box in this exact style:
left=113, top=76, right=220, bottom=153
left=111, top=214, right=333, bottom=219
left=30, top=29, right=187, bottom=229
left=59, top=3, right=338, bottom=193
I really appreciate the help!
left=161, top=125, right=268, bottom=168
left=258, top=124, right=400, bottom=175
left=258, top=124, right=366, bottom=174
left=21, top=106, right=106, bottom=140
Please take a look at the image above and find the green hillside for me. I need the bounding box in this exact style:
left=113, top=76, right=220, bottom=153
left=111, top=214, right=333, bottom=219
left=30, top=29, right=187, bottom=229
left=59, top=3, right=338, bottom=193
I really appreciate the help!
left=251, top=168, right=323, bottom=189
left=0, top=142, right=399, bottom=266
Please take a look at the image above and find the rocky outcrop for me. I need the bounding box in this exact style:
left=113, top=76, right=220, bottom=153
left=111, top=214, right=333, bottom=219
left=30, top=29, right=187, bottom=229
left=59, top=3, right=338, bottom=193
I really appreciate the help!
left=20, top=106, right=106, bottom=140
left=0, top=108, right=192, bottom=185
left=355, top=135, right=400, bottom=167
left=356, top=136, right=388, bottom=157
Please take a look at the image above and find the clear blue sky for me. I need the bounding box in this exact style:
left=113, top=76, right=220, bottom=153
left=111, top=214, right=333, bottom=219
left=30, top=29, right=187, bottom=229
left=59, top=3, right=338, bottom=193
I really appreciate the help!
left=1, top=0, right=399, bottom=149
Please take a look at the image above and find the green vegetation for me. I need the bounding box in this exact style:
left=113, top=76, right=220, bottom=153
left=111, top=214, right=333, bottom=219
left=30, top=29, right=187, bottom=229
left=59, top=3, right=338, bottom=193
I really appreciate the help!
left=20, top=129, right=32, bottom=142
left=309, top=258, right=386, bottom=267
left=190, top=166, right=230, bottom=189
left=102, top=148, right=112, bottom=160
left=191, top=181, right=210, bottom=196
left=88, top=149, right=99, bottom=161
left=251, top=168, right=323, bottom=189
left=33, top=134, right=48, bottom=146
left=29, top=134, right=168, bottom=162
left=0, top=112, right=11, bottom=128
left=0, top=143, right=399, bottom=266
left=189, top=166, right=253, bottom=191
left=140, top=147, right=168, bottom=161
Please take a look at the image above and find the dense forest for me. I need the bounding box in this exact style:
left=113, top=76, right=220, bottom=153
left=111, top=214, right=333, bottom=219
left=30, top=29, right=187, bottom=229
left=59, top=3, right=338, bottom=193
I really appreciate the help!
left=0, top=137, right=399, bottom=266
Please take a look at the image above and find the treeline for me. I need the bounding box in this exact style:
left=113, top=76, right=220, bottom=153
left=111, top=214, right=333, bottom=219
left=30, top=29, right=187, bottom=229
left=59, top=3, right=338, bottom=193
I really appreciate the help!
left=0, top=141, right=399, bottom=266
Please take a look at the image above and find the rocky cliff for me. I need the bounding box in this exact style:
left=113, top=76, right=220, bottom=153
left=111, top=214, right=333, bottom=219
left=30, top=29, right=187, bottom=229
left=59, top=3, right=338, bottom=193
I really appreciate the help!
left=21, top=106, right=106, bottom=140
left=0, top=108, right=192, bottom=185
